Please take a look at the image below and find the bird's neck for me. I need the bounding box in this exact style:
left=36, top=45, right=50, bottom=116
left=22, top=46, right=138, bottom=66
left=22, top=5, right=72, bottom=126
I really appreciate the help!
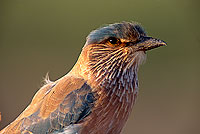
left=69, top=46, right=140, bottom=100
left=95, top=65, right=139, bottom=102
left=69, top=47, right=143, bottom=134
left=80, top=61, right=140, bottom=134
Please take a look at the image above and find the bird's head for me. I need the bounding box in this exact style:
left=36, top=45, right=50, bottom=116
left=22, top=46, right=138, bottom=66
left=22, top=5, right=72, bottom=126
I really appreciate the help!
left=73, top=22, right=166, bottom=84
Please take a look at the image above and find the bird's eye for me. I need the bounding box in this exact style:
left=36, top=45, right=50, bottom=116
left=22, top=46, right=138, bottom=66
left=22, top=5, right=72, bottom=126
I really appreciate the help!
left=107, top=37, right=120, bottom=45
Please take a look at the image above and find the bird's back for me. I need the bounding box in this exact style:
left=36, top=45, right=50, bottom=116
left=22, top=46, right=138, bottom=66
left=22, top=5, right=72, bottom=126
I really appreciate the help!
left=0, top=75, right=96, bottom=134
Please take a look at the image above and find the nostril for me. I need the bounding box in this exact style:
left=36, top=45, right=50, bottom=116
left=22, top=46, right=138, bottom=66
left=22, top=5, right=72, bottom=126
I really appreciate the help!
left=125, top=40, right=141, bottom=46
left=125, top=42, right=133, bottom=46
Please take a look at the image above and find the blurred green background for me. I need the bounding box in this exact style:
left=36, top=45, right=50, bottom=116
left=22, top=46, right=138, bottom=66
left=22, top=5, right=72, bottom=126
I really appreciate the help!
left=0, top=0, right=199, bottom=134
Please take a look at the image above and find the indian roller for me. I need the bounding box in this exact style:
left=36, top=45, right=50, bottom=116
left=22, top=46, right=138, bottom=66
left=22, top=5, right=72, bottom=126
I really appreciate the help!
left=0, top=22, right=166, bottom=134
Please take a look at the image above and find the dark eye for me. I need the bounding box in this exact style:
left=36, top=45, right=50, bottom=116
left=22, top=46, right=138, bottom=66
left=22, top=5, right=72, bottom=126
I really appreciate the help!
left=108, top=37, right=119, bottom=45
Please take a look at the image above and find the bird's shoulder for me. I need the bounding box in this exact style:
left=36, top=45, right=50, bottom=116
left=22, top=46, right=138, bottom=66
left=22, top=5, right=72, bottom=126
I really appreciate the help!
left=1, top=75, right=96, bottom=134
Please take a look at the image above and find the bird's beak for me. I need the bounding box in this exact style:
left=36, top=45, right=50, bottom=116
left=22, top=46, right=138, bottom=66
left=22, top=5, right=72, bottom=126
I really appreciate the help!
left=136, top=36, right=167, bottom=52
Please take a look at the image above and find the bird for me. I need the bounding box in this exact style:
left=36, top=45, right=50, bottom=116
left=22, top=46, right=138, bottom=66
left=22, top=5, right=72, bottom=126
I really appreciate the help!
left=0, top=22, right=166, bottom=134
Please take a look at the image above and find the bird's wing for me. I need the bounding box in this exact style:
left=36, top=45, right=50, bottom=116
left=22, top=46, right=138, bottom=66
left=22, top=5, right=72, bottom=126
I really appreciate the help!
left=0, top=75, right=96, bottom=134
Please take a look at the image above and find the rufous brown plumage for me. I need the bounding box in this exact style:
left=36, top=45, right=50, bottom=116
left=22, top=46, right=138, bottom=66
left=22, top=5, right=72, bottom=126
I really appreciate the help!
left=0, top=22, right=166, bottom=134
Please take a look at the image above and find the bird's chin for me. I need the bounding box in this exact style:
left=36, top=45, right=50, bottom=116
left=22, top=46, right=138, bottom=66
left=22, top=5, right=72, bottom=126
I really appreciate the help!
left=135, top=51, right=147, bottom=65
left=136, top=50, right=146, bottom=55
